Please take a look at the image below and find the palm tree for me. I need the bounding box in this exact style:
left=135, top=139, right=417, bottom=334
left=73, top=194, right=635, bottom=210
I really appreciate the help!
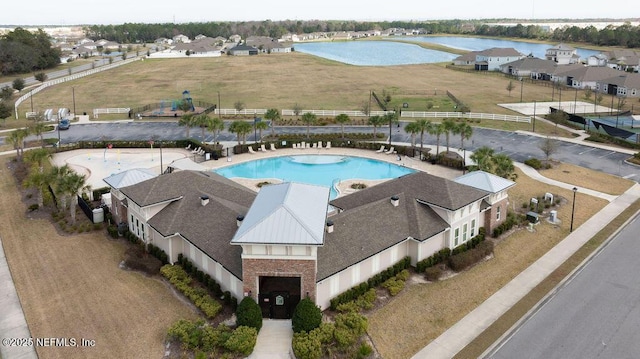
left=404, top=121, right=421, bottom=149
left=63, top=172, right=91, bottom=225
left=442, top=118, right=457, bottom=153
left=51, top=164, right=74, bottom=212
left=334, top=114, right=351, bottom=140
left=414, top=119, right=432, bottom=153
left=207, top=117, right=224, bottom=143
left=493, top=153, right=518, bottom=180
left=228, top=120, right=253, bottom=145
left=23, top=170, right=51, bottom=209
left=6, top=128, right=29, bottom=158
left=428, top=123, right=445, bottom=157
left=24, top=148, right=51, bottom=173
left=178, top=114, right=196, bottom=139
left=255, top=120, right=269, bottom=142
left=264, top=108, right=280, bottom=137
left=456, top=122, right=473, bottom=149
left=194, top=114, right=211, bottom=139
left=383, top=112, right=399, bottom=145
left=368, top=115, right=386, bottom=139
left=301, top=112, right=317, bottom=139
left=469, top=146, right=495, bottom=172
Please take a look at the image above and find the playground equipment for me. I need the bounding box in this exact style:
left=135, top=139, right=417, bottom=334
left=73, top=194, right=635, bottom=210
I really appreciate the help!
left=155, top=90, right=194, bottom=115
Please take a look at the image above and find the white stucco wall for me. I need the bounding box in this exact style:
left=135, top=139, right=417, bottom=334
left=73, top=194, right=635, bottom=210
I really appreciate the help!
left=315, top=240, right=410, bottom=310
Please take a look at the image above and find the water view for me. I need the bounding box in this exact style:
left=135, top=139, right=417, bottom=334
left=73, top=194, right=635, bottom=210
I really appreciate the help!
left=294, top=41, right=458, bottom=66
left=294, top=37, right=601, bottom=66
left=405, top=36, right=600, bottom=60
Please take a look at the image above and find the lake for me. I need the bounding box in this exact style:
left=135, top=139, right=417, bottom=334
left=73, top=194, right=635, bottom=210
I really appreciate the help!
left=294, top=37, right=601, bottom=66
left=405, top=36, right=600, bottom=60
left=293, top=41, right=458, bottom=66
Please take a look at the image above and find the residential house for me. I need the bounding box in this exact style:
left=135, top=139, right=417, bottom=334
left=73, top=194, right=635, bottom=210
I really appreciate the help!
left=172, top=34, right=191, bottom=44
left=229, top=34, right=242, bottom=44
left=601, top=49, right=640, bottom=72
left=499, top=57, right=557, bottom=79
left=545, top=43, right=580, bottom=65
left=553, top=65, right=621, bottom=89
left=332, top=32, right=352, bottom=41
left=227, top=44, right=258, bottom=56
left=168, top=36, right=222, bottom=57
left=110, top=169, right=514, bottom=314
left=597, top=73, right=640, bottom=97
left=452, top=51, right=479, bottom=66
left=246, top=36, right=292, bottom=53
left=587, top=53, right=608, bottom=67
left=474, top=48, right=525, bottom=71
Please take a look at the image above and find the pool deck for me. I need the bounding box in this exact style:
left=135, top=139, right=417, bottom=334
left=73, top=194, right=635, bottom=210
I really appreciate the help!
left=52, top=144, right=463, bottom=194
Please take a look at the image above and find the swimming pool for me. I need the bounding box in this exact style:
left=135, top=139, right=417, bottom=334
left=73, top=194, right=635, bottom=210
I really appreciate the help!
left=214, top=155, right=415, bottom=198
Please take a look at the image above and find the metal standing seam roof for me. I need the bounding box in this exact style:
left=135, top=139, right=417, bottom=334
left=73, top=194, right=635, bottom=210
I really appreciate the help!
left=231, top=182, right=330, bottom=246
left=103, top=168, right=157, bottom=189
left=454, top=171, right=516, bottom=193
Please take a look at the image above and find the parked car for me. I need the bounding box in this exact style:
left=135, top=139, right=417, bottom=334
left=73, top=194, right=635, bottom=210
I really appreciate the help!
left=58, top=118, right=70, bottom=130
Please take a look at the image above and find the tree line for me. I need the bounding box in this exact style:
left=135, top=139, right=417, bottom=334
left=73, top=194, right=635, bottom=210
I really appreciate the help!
left=83, top=20, right=640, bottom=49
left=0, top=27, right=61, bottom=75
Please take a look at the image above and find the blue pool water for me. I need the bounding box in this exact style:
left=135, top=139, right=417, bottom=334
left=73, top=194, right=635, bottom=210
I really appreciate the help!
left=215, top=155, right=416, bottom=199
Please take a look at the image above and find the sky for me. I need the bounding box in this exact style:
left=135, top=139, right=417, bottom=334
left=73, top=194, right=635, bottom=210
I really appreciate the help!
left=1, top=0, right=636, bottom=26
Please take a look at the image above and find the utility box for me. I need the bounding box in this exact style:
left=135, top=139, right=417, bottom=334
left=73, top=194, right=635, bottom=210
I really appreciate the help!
left=549, top=210, right=558, bottom=223
left=526, top=211, right=540, bottom=224
left=92, top=207, right=104, bottom=224
left=545, top=192, right=554, bottom=203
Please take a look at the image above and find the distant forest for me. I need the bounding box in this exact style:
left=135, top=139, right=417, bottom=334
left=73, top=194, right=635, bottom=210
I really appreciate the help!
left=0, top=28, right=61, bottom=75
left=84, top=20, right=640, bottom=48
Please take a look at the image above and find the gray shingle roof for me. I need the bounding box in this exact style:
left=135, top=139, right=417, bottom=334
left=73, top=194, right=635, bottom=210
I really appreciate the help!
left=317, top=192, right=449, bottom=280
left=501, top=57, right=557, bottom=73
left=231, top=183, right=330, bottom=245
left=330, top=171, right=488, bottom=212
left=121, top=171, right=257, bottom=278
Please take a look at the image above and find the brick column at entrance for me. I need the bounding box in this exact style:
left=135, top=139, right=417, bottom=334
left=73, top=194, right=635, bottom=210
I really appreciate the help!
left=242, top=258, right=317, bottom=301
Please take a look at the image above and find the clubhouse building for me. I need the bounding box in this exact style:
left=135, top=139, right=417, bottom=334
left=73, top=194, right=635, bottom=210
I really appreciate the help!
left=105, top=168, right=514, bottom=317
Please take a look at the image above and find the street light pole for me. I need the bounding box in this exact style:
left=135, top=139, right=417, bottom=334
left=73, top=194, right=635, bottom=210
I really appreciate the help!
left=532, top=100, right=536, bottom=133
left=520, top=78, right=523, bottom=102
left=570, top=187, right=578, bottom=232
left=72, top=87, right=76, bottom=117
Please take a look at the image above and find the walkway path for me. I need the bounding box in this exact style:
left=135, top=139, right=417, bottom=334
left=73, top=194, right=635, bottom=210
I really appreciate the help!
left=248, top=319, right=293, bottom=359
left=412, top=183, right=640, bottom=359
left=0, top=236, right=38, bottom=359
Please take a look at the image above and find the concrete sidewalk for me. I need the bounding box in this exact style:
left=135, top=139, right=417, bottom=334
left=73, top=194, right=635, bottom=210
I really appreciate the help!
left=248, top=319, right=293, bottom=359
left=0, top=237, right=37, bottom=359
left=412, top=183, right=640, bottom=359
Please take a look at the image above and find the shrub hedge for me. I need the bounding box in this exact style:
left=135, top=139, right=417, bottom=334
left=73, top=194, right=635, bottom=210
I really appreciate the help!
left=292, top=312, right=369, bottom=359
left=492, top=211, right=522, bottom=238
left=292, top=298, right=323, bottom=333
left=236, top=297, right=263, bottom=331
left=167, top=319, right=257, bottom=356
left=160, top=264, right=222, bottom=319
left=329, top=256, right=411, bottom=310
left=415, top=227, right=487, bottom=273
left=448, top=240, right=494, bottom=272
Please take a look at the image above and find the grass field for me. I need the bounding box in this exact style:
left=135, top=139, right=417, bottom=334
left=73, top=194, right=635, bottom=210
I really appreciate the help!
left=19, top=54, right=558, bottom=114
left=0, top=156, right=198, bottom=359
left=366, top=165, right=622, bottom=359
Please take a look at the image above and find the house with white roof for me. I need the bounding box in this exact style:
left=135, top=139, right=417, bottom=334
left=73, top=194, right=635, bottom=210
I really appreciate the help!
left=475, top=48, right=526, bottom=71
left=545, top=43, right=580, bottom=65
left=108, top=169, right=514, bottom=314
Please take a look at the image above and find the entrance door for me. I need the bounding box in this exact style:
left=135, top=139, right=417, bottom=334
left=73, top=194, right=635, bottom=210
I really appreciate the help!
left=258, top=276, right=301, bottom=319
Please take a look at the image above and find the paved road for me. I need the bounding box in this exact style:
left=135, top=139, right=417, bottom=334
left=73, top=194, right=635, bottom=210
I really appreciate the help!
left=17, top=121, right=640, bottom=182
left=485, top=213, right=640, bottom=359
